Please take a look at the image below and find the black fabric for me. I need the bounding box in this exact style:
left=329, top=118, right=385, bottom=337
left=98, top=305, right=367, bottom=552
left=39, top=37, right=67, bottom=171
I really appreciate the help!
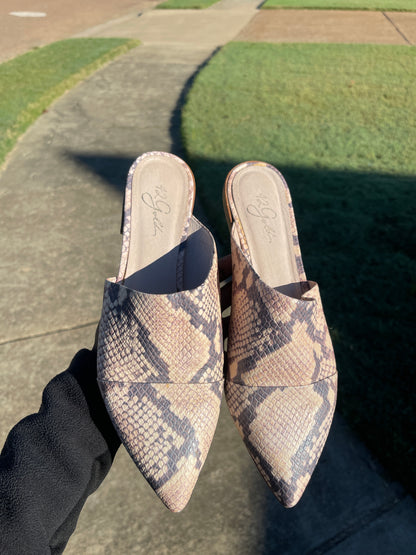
left=0, top=348, right=121, bottom=554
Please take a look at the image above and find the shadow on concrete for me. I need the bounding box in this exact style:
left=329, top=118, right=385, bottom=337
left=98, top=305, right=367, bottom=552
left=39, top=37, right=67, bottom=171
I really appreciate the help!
left=68, top=154, right=133, bottom=194
left=71, top=150, right=219, bottom=242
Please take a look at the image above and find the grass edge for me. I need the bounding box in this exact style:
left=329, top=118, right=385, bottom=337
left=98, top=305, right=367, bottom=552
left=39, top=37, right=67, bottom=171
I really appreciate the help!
left=0, top=38, right=140, bottom=169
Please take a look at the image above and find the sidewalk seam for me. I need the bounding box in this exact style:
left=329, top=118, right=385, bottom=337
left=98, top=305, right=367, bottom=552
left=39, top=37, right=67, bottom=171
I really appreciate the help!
left=0, top=321, right=99, bottom=347
left=382, top=12, right=412, bottom=46
left=308, top=492, right=408, bottom=554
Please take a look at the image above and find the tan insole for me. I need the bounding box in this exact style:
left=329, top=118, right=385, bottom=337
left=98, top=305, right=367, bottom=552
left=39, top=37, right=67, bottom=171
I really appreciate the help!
left=230, top=165, right=301, bottom=293
left=124, top=154, right=193, bottom=294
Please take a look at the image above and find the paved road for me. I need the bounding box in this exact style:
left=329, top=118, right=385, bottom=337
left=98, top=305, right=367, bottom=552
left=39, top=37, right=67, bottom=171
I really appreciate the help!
left=0, top=0, right=159, bottom=63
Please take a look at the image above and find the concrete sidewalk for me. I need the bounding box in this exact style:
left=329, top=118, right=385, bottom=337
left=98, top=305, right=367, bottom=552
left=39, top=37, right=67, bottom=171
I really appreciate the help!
left=76, top=4, right=416, bottom=45
left=1, top=1, right=416, bottom=553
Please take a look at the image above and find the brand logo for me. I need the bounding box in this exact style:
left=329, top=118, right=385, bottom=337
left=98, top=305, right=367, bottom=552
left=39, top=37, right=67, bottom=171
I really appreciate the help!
left=141, top=183, right=171, bottom=236
left=246, top=193, right=277, bottom=243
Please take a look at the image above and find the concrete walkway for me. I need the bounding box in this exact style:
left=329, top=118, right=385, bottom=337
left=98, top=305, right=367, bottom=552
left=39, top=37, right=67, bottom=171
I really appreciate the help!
left=1, top=2, right=416, bottom=553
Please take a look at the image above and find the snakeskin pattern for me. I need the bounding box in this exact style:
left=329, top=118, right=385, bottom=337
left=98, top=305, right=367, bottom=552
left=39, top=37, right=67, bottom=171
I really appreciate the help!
left=226, top=233, right=337, bottom=507
left=98, top=152, right=223, bottom=512
left=99, top=253, right=223, bottom=386
left=224, top=163, right=337, bottom=508
left=225, top=375, right=337, bottom=508
left=228, top=232, right=336, bottom=388
left=98, top=240, right=223, bottom=512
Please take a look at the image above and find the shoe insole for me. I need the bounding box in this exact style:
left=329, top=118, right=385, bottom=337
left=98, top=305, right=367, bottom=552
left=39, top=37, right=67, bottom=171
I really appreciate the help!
left=227, top=164, right=302, bottom=296
left=123, top=153, right=194, bottom=294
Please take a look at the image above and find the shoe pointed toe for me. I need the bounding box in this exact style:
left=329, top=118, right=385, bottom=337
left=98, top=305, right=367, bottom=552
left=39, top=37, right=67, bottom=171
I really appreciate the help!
left=225, top=374, right=337, bottom=507
left=98, top=380, right=222, bottom=511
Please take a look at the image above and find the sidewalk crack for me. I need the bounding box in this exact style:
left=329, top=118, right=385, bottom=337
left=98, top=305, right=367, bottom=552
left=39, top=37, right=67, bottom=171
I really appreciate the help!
left=307, top=492, right=407, bottom=554
left=0, top=321, right=98, bottom=347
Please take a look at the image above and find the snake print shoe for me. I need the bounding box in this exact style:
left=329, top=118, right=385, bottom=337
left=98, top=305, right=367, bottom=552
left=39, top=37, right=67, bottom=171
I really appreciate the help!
left=223, top=161, right=337, bottom=508
left=97, top=152, right=223, bottom=512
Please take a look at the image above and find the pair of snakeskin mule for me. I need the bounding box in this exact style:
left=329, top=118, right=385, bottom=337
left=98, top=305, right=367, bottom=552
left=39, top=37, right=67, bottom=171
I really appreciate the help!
left=97, top=151, right=337, bottom=512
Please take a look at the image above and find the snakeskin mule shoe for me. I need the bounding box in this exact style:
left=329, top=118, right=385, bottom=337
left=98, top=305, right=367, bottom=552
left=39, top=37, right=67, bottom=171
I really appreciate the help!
left=223, top=161, right=337, bottom=508
left=97, top=152, right=224, bottom=512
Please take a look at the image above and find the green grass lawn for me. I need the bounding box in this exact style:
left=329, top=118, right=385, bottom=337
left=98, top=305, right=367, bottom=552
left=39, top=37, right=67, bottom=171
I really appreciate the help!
left=182, top=42, right=416, bottom=494
left=157, top=0, right=219, bottom=8
left=0, top=38, right=139, bottom=167
left=262, top=0, right=416, bottom=10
